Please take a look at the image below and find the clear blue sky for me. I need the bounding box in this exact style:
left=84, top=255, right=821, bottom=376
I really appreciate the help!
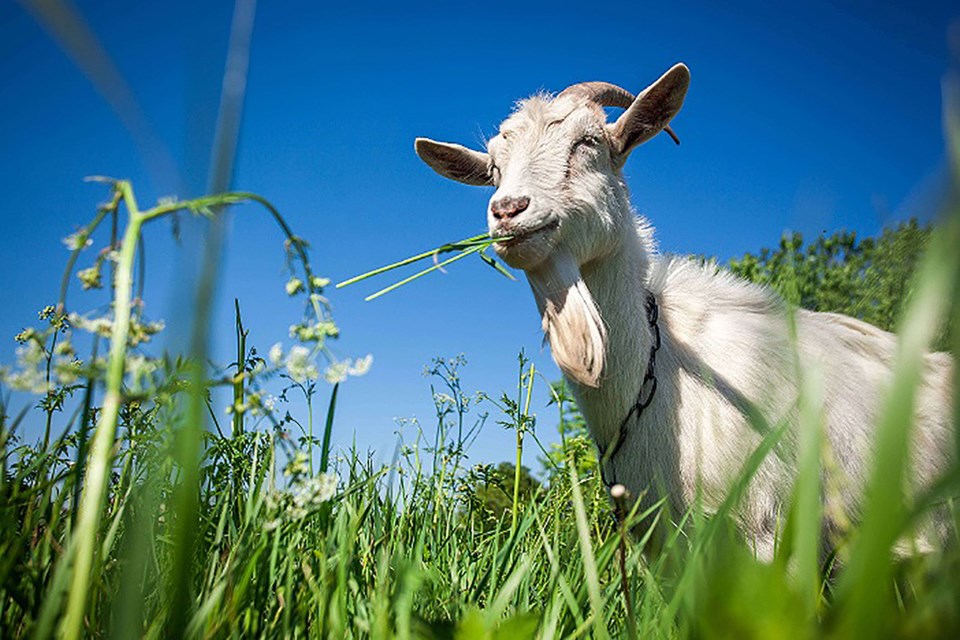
left=0, top=0, right=956, bottom=472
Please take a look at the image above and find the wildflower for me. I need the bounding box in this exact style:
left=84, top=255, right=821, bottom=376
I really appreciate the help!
left=54, top=358, right=83, bottom=385
left=433, top=392, right=455, bottom=408
left=68, top=313, right=113, bottom=338
left=126, top=354, right=158, bottom=390
left=289, top=320, right=339, bottom=343
left=310, top=275, right=330, bottom=290
left=63, top=230, right=92, bottom=251
left=268, top=342, right=284, bottom=366
left=285, top=277, right=304, bottom=296
left=128, top=317, right=165, bottom=346
left=292, top=473, right=338, bottom=507
left=53, top=340, right=74, bottom=357
left=2, top=340, right=50, bottom=393
left=348, top=354, right=373, bottom=376
left=284, top=346, right=319, bottom=383
left=324, top=360, right=350, bottom=384
left=77, top=265, right=102, bottom=290
left=14, top=328, right=37, bottom=344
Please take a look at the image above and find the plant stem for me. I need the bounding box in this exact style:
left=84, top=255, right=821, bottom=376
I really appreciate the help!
left=364, top=244, right=485, bottom=301
left=335, top=233, right=491, bottom=289
left=511, top=361, right=535, bottom=535
left=61, top=181, right=142, bottom=640
left=233, top=299, right=246, bottom=437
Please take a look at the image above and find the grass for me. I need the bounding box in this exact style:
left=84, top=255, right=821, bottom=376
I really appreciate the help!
left=0, top=159, right=958, bottom=638
left=1, top=7, right=958, bottom=635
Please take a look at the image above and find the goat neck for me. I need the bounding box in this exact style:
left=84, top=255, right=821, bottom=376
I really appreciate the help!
left=527, top=225, right=658, bottom=451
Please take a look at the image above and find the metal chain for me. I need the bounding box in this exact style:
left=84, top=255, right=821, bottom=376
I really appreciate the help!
left=598, top=291, right=661, bottom=488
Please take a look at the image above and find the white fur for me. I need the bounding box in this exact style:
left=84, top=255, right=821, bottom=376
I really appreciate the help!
left=415, top=67, right=955, bottom=558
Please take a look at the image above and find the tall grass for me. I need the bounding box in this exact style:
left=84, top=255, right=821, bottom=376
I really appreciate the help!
left=0, top=161, right=958, bottom=637
left=1, top=12, right=958, bottom=638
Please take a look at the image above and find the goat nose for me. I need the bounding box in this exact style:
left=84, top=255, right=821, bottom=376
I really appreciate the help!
left=490, top=196, right=531, bottom=220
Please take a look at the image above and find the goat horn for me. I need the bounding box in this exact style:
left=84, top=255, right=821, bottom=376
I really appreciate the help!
left=558, top=81, right=682, bottom=146
left=558, top=81, right=634, bottom=109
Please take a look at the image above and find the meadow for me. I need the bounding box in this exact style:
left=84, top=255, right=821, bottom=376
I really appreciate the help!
left=2, top=4, right=960, bottom=637
left=1, top=137, right=959, bottom=639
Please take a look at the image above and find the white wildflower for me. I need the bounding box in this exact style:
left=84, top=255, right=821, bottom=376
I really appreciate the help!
left=291, top=473, right=338, bottom=510
left=54, top=358, right=83, bottom=385
left=63, top=231, right=92, bottom=251
left=77, top=265, right=102, bottom=290
left=53, top=340, right=74, bottom=356
left=268, top=342, right=284, bottom=366
left=347, top=354, right=373, bottom=377
left=3, top=341, right=50, bottom=394
left=126, top=354, right=158, bottom=390
left=324, top=360, right=349, bottom=384
left=284, top=346, right=318, bottom=382
left=285, top=277, right=304, bottom=296
left=289, top=320, right=339, bottom=343
left=69, top=313, right=113, bottom=338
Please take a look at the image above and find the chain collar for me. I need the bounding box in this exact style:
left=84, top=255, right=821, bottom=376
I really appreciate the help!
left=598, top=290, right=661, bottom=488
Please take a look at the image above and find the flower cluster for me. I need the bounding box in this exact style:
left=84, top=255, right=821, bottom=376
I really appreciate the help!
left=323, top=354, right=373, bottom=384
left=288, top=320, right=339, bottom=343
left=68, top=311, right=165, bottom=347
left=267, top=343, right=373, bottom=385
left=264, top=464, right=339, bottom=530
left=225, top=390, right=277, bottom=417
left=77, top=265, right=102, bottom=290
left=63, top=230, right=92, bottom=252
left=2, top=308, right=86, bottom=393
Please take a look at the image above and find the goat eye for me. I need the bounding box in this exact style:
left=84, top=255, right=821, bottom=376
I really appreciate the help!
left=572, top=137, right=599, bottom=152
left=570, top=137, right=599, bottom=158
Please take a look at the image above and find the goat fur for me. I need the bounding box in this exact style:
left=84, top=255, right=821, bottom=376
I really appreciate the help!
left=414, top=64, right=955, bottom=559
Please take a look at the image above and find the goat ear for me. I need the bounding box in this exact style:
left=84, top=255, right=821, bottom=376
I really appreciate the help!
left=607, top=63, right=690, bottom=160
left=414, top=137, right=493, bottom=186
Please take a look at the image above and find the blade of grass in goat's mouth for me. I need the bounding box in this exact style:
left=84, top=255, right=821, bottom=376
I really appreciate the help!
left=336, top=232, right=515, bottom=301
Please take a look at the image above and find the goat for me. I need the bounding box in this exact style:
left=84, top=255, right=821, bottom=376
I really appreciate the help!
left=414, top=64, right=954, bottom=559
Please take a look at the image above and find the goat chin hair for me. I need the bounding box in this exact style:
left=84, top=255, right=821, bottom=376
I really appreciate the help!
left=528, top=252, right=607, bottom=388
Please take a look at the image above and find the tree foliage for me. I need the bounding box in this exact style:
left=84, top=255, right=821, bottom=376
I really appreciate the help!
left=728, top=218, right=943, bottom=348
left=461, top=462, right=541, bottom=527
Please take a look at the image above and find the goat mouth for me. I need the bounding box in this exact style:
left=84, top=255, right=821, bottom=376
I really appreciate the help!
left=493, top=219, right=559, bottom=248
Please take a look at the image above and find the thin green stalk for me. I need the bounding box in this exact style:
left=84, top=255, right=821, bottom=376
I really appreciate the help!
left=307, top=390, right=314, bottom=476
left=335, top=233, right=490, bottom=286
left=60, top=180, right=142, bottom=640
left=512, top=362, right=535, bottom=535
left=364, top=244, right=485, bottom=301
left=568, top=454, right=606, bottom=639
left=320, top=383, right=339, bottom=474
left=233, top=299, right=247, bottom=437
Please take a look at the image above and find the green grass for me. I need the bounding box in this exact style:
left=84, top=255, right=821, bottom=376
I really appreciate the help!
left=0, top=161, right=958, bottom=639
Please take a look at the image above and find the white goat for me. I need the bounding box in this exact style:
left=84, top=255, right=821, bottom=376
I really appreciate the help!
left=414, top=64, right=954, bottom=558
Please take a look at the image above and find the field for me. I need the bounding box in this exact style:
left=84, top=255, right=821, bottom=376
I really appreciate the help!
left=3, top=4, right=960, bottom=638
left=1, top=150, right=959, bottom=639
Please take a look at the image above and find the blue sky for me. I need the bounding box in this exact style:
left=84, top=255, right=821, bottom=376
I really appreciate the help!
left=0, top=0, right=956, bottom=472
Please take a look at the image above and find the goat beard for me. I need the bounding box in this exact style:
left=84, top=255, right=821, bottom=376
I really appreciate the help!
left=527, top=251, right=607, bottom=388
